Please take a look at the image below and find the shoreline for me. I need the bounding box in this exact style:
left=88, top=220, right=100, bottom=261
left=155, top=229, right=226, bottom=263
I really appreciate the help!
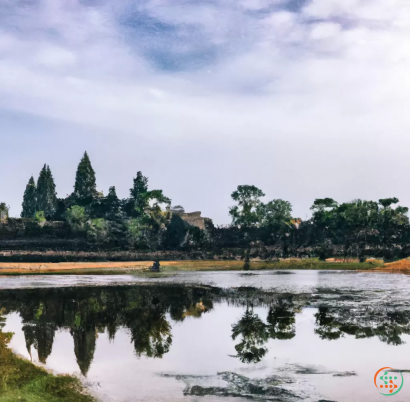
left=0, top=259, right=394, bottom=275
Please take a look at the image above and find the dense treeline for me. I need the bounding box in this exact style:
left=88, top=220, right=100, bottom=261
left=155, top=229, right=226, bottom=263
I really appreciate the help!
left=1, top=152, right=410, bottom=260
left=223, top=187, right=410, bottom=261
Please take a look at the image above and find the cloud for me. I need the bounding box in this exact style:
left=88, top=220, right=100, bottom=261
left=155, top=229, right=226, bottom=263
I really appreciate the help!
left=1, top=0, right=410, bottom=223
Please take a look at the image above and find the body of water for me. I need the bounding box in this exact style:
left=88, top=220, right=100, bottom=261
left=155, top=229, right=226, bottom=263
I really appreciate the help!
left=2, top=270, right=410, bottom=401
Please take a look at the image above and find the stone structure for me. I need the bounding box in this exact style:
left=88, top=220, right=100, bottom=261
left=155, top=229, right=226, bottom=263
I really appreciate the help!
left=176, top=211, right=210, bottom=230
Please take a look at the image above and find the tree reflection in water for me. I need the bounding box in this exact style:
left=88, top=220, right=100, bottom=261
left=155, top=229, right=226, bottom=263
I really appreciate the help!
left=267, top=299, right=296, bottom=340
left=314, top=306, right=410, bottom=345
left=231, top=308, right=269, bottom=363
left=1, top=285, right=410, bottom=374
left=0, top=286, right=216, bottom=376
left=231, top=298, right=297, bottom=364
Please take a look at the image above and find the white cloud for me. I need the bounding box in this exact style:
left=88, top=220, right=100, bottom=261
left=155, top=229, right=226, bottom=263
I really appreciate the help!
left=2, top=0, right=410, bottom=222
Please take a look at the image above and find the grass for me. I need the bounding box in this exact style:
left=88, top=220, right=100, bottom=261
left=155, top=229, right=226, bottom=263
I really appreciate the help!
left=156, top=259, right=384, bottom=272
left=128, top=258, right=384, bottom=274
left=0, top=328, right=95, bottom=402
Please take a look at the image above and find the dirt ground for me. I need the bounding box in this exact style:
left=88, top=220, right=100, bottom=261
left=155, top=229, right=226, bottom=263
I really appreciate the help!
left=380, top=259, right=410, bottom=270
left=0, top=261, right=152, bottom=273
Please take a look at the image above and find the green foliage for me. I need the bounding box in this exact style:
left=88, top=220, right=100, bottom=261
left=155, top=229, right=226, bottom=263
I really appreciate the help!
left=65, top=205, right=108, bottom=239
left=34, top=211, right=46, bottom=223
left=147, top=189, right=171, bottom=208
left=0, top=202, right=9, bottom=220
left=163, top=215, right=188, bottom=248
left=87, top=218, right=108, bottom=240
left=379, top=198, right=399, bottom=208
left=308, top=197, right=410, bottom=259
left=21, top=176, right=37, bottom=218
left=259, top=199, right=293, bottom=227
left=74, top=152, right=97, bottom=204
left=127, top=218, right=145, bottom=245
left=36, top=165, right=57, bottom=220
left=65, top=205, right=88, bottom=232
left=129, top=171, right=149, bottom=216
left=105, top=186, right=122, bottom=220
left=229, top=185, right=265, bottom=228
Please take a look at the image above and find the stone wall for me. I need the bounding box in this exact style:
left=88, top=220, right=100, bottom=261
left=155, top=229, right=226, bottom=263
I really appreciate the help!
left=177, top=211, right=211, bottom=230
left=0, top=219, right=71, bottom=240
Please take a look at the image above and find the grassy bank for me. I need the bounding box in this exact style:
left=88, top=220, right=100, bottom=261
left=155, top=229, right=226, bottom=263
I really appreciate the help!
left=0, top=323, right=95, bottom=402
left=159, top=259, right=383, bottom=272
left=0, top=258, right=385, bottom=275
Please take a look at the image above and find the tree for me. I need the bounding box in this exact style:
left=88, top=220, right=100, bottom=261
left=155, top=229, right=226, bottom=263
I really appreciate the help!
left=21, top=176, right=37, bottom=218
left=136, top=191, right=172, bottom=250
left=377, top=198, right=409, bottom=259
left=258, top=199, right=293, bottom=253
left=229, top=185, right=265, bottom=228
left=129, top=171, right=149, bottom=216
left=0, top=203, right=9, bottom=221
left=36, top=164, right=57, bottom=220
left=310, top=198, right=338, bottom=259
left=259, top=199, right=292, bottom=227
left=105, top=186, right=122, bottom=220
left=74, top=152, right=97, bottom=204
left=335, top=200, right=379, bottom=260
left=229, top=185, right=265, bottom=269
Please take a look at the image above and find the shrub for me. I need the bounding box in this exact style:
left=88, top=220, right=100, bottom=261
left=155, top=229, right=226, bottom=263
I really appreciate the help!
left=87, top=218, right=108, bottom=240
left=34, top=211, right=46, bottom=223
left=65, top=205, right=87, bottom=232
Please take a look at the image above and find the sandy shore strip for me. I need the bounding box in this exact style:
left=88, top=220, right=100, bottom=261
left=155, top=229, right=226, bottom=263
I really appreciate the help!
left=0, top=261, right=155, bottom=273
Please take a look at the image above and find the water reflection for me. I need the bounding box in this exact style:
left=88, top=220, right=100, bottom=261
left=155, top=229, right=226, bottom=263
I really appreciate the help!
left=230, top=299, right=297, bottom=364
left=0, top=286, right=222, bottom=376
left=231, top=308, right=269, bottom=364
left=314, top=306, right=410, bottom=345
left=1, top=284, right=410, bottom=377
left=267, top=299, right=296, bottom=340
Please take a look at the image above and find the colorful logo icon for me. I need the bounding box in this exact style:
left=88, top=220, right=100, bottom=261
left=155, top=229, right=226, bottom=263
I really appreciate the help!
left=374, top=367, right=404, bottom=395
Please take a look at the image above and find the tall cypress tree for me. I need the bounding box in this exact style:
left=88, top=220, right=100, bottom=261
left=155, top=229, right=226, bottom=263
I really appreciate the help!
left=21, top=176, right=37, bottom=218
left=106, top=186, right=121, bottom=220
left=130, top=171, right=149, bottom=214
left=36, top=164, right=57, bottom=219
left=36, top=165, right=48, bottom=213
left=74, top=152, right=97, bottom=203
left=46, top=165, right=57, bottom=218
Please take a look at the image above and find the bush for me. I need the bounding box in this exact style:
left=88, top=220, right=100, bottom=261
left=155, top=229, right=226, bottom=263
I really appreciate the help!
left=87, top=218, right=108, bottom=240
left=34, top=211, right=46, bottom=223
left=65, top=205, right=87, bottom=232
left=0, top=202, right=9, bottom=221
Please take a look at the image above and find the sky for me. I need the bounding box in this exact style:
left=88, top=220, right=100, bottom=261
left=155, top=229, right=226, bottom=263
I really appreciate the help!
left=1, top=0, right=410, bottom=224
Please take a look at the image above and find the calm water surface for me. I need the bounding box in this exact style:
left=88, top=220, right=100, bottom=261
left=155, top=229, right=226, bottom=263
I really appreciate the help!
left=2, top=270, right=410, bottom=401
